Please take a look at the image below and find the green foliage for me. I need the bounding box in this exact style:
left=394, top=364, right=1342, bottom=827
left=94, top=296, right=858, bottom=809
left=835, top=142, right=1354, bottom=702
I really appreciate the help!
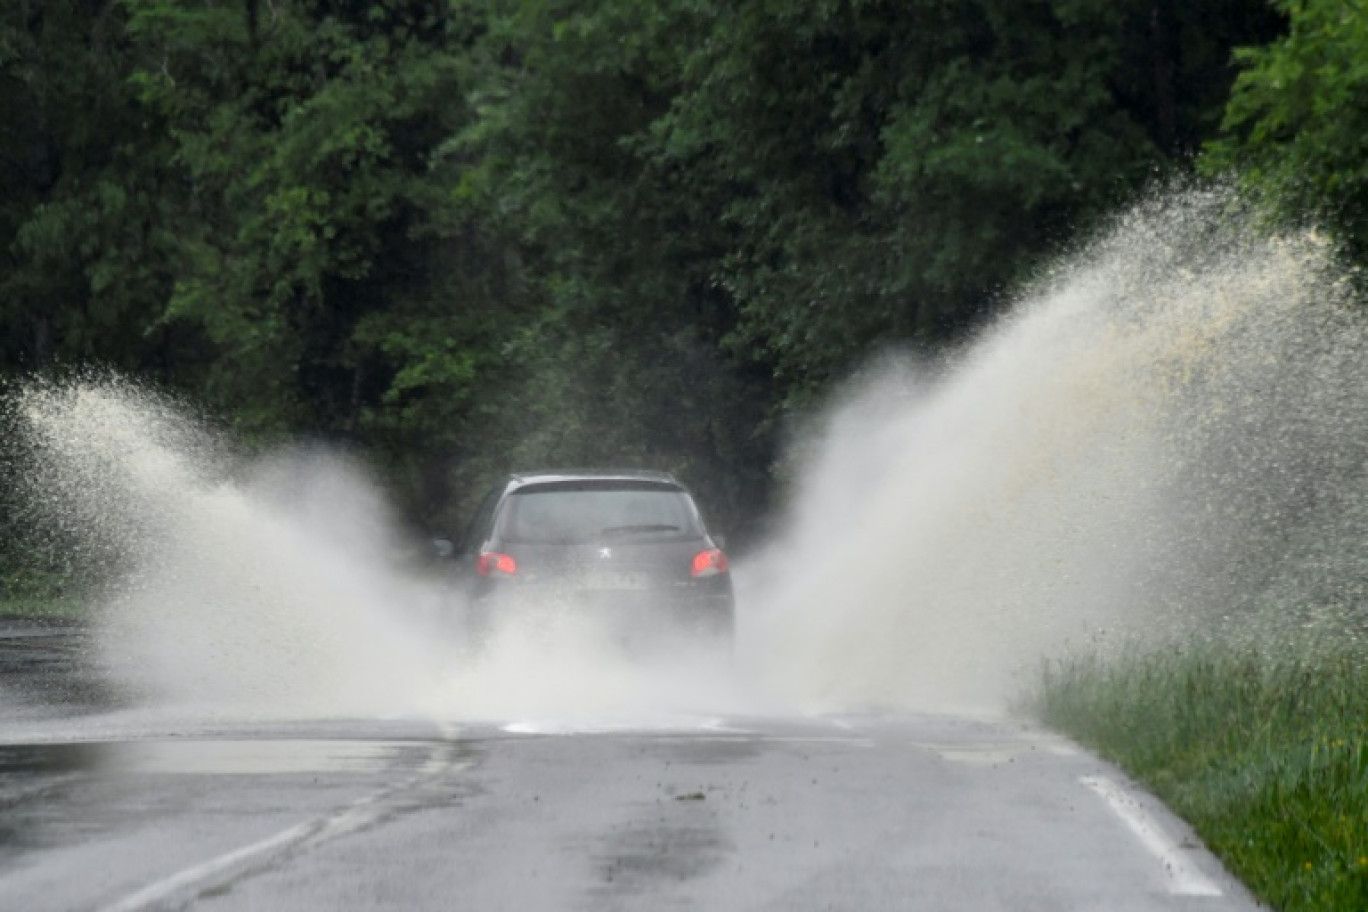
left=122, top=0, right=496, bottom=437
left=1036, top=642, right=1368, bottom=911
left=445, top=0, right=776, bottom=526
left=1204, top=0, right=1368, bottom=256
left=0, top=0, right=183, bottom=376
left=474, top=0, right=1279, bottom=403
left=0, top=0, right=1291, bottom=536
left=443, top=0, right=1282, bottom=527
left=672, top=0, right=1161, bottom=391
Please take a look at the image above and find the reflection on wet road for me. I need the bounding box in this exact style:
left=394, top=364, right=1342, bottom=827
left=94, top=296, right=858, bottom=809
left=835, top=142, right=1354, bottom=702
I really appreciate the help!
left=0, top=738, right=431, bottom=776
left=0, top=620, right=111, bottom=721
left=0, top=621, right=1261, bottom=911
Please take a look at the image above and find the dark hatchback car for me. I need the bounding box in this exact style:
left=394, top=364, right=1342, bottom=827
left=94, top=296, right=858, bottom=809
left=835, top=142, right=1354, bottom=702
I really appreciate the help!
left=448, top=470, right=734, bottom=640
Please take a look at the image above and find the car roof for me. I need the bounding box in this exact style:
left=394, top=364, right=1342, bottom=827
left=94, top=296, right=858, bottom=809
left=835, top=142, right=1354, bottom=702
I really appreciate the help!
left=503, top=469, right=684, bottom=493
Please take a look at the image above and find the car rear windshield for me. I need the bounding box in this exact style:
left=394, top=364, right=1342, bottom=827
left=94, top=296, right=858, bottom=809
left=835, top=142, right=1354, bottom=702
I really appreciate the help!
left=497, top=481, right=702, bottom=544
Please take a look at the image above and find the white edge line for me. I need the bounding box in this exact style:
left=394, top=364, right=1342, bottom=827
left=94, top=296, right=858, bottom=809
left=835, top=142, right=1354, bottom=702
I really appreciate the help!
left=1080, top=775, right=1223, bottom=897
left=98, top=820, right=321, bottom=912
left=100, top=730, right=468, bottom=912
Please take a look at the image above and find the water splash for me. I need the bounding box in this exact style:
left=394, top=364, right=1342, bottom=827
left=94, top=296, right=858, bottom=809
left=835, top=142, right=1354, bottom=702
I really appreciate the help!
left=15, top=380, right=447, bottom=718
left=741, top=188, right=1368, bottom=714
left=10, top=380, right=764, bottom=724
left=8, top=188, right=1368, bottom=722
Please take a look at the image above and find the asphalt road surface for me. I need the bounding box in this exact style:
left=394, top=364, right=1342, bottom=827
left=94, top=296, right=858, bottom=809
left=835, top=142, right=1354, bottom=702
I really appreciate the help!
left=0, top=621, right=1262, bottom=911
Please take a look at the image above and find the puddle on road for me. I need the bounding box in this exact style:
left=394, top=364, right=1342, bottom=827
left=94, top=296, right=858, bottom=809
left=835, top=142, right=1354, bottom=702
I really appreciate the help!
left=0, top=739, right=426, bottom=776
left=912, top=737, right=1080, bottom=766
left=0, top=627, right=121, bottom=719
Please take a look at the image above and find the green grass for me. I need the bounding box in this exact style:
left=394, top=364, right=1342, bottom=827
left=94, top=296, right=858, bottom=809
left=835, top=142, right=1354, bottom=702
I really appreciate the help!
left=1033, top=640, right=1368, bottom=911
left=0, top=567, right=87, bottom=619
left=0, top=595, right=86, bottom=620
left=0, top=563, right=86, bottom=620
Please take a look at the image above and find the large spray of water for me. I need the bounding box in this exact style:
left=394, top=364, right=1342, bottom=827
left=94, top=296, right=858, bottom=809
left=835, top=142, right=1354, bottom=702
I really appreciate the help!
left=9, top=189, right=1368, bottom=721
left=12, top=383, right=448, bottom=718
left=743, top=189, right=1368, bottom=714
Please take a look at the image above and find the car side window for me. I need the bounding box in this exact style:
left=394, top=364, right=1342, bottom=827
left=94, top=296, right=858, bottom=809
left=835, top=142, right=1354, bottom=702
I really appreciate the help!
left=462, top=486, right=502, bottom=552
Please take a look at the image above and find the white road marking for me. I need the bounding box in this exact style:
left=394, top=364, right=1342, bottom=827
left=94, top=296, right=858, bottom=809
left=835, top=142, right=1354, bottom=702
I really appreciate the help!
left=1080, top=775, right=1223, bottom=897
left=501, top=716, right=736, bottom=734
left=99, top=736, right=468, bottom=912
left=100, top=819, right=321, bottom=912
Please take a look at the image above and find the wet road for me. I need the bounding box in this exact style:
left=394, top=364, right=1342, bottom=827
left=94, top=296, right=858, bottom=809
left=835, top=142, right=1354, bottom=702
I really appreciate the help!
left=0, top=622, right=1261, bottom=911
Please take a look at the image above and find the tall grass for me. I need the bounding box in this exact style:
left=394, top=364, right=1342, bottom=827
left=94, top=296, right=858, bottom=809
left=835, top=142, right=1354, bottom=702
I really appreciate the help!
left=0, top=595, right=85, bottom=619
left=0, top=567, right=85, bottom=619
left=1034, top=639, right=1368, bottom=911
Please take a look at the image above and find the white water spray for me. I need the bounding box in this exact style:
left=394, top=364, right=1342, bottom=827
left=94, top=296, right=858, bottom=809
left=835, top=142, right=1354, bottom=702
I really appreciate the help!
left=16, top=382, right=447, bottom=718
left=10, top=189, right=1368, bottom=721
left=742, top=189, right=1368, bottom=714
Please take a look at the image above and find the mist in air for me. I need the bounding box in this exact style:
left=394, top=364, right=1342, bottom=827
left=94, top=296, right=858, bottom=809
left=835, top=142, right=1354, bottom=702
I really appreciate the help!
left=744, top=188, right=1368, bottom=714
left=10, top=187, right=1368, bottom=722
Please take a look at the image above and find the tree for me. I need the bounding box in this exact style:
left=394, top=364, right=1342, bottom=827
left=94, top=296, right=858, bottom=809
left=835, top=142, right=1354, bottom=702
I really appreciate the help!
left=0, top=0, right=1291, bottom=544
left=0, top=0, right=185, bottom=379
left=114, top=0, right=539, bottom=526
left=448, top=0, right=1286, bottom=530
left=1203, top=0, right=1368, bottom=257
left=646, top=0, right=1164, bottom=395
left=446, top=0, right=776, bottom=530
left=510, top=0, right=1280, bottom=402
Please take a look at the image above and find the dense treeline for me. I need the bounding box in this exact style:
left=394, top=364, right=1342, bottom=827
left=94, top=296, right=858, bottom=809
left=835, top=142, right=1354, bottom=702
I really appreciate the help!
left=3, top=0, right=1360, bottom=546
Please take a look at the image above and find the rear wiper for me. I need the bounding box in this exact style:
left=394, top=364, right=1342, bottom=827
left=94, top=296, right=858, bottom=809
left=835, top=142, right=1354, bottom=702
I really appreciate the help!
left=599, top=524, right=681, bottom=537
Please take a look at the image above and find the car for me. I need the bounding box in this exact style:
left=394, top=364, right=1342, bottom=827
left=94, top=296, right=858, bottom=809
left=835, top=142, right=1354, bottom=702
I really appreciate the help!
left=445, top=470, right=734, bottom=643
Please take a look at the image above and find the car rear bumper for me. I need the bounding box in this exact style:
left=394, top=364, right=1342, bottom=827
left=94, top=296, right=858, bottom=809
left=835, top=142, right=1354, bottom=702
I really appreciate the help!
left=471, top=580, right=734, bottom=640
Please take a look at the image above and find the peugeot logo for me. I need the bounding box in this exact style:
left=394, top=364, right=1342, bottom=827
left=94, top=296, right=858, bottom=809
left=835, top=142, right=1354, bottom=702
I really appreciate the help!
left=598, top=547, right=613, bottom=559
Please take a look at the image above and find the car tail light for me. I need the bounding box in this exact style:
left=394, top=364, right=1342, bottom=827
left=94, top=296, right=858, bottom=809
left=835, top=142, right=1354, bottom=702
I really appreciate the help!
left=477, top=551, right=517, bottom=577
left=690, top=549, right=729, bottom=578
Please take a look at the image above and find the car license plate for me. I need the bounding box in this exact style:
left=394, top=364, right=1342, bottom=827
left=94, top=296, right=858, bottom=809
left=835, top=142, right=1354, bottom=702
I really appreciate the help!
left=590, top=571, right=650, bottom=590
